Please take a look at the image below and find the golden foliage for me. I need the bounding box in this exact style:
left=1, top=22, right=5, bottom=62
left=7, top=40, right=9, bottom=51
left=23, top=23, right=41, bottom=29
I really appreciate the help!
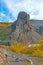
left=0, top=45, right=7, bottom=48
left=0, top=23, right=12, bottom=26
left=32, top=49, right=43, bottom=57
left=9, top=42, right=32, bottom=54
left=38, top=40, right=43, bottom=45
left=9, top=41, right=43, bottom=56
left=9, top=43, right=24, bottom=53
left=31, top=44, right=43, bottom=57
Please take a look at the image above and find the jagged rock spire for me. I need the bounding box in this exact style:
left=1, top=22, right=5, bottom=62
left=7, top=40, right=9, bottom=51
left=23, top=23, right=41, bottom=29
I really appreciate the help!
left=11, top=11, right=32, bottom=45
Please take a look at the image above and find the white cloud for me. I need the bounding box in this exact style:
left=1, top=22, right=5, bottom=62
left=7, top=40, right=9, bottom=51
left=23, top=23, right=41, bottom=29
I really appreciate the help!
left=0, top=13, right=5, bottom=17
left=0, top=12, right=14, bottom=22
left=3, top=0, right=43, bottom=20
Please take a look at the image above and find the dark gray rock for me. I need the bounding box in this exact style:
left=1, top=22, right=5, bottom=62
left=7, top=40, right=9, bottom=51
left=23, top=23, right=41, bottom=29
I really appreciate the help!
left=10, top=11, right=32, bottom=45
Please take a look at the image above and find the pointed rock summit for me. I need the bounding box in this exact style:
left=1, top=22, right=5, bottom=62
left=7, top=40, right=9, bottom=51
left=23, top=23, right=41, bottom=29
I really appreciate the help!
left=17, top=11, right=30, bottom=21
left=11, top=11, right=32, bottom=45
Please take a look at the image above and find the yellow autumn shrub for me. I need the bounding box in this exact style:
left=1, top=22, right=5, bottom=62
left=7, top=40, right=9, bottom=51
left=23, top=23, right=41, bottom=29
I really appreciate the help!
left=9, top=42, right=32, bottom=54
left=32, top=49, right=43, bottom=57
left=38, top=40, right=43, bottom=45
left=31, top=44, right=43, bottom=57
left=9, top=43, right=24, bottom=53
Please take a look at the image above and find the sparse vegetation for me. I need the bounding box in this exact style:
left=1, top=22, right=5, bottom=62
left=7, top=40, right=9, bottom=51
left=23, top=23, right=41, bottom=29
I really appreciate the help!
left=39, top=62, right=43, bottom=65
left=9, top=43, right=24, bottom=53
left=9, top=42, right=32, bottom=54
left=9, top=40, right=43, bottom=59
left=0, top=27, right=12, bottom=40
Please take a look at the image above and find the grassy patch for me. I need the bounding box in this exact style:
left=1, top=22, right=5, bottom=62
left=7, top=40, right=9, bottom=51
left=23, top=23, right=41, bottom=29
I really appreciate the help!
left=0, top=27, right=12, bottom=40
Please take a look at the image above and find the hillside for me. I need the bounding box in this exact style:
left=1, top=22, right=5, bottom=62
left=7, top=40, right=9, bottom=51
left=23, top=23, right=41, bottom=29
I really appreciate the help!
left=10, top=12, right=43, bottom=45
left=0, top=21, right=16, bottom=41
left=0, top=11, right=43, bottom=45
left=0, top=26, right=12, bottom=41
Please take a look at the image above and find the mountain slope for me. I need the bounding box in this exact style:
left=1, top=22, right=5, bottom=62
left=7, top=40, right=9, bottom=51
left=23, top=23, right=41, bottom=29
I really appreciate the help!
left=10, top=11, right=43, bottom=45
left=0, top=26, right=12, bottom=41
left=0, top=11, right=43, bottom=45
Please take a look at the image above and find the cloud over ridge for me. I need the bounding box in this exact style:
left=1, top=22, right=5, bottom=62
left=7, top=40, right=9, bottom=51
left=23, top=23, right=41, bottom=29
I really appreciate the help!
left=0, top=0, right=43, bottom=22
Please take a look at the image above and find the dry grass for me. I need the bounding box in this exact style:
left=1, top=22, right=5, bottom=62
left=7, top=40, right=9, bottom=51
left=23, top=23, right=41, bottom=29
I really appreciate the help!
left=0, top=23, right=12, bottom=26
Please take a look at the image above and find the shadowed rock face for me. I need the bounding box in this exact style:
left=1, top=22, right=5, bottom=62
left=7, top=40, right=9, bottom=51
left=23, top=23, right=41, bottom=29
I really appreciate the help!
left=11, top=11, right=43, bottom=45
left=11, top=11, right=32, bottom=45
left=17, top=12, right=30, bottom=22
left=12, top=11, right=30, bottom=31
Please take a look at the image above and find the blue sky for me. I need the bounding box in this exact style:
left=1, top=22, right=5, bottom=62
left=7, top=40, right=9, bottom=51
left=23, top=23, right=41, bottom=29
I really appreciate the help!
left=0, top=0, right=43, bottom=22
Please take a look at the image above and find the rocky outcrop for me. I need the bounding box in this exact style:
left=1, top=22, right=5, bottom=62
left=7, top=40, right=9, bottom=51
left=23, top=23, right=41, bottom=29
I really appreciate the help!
left=10, top=11, right=32, bottom=45
left=10, top=11, right=43, bottom=45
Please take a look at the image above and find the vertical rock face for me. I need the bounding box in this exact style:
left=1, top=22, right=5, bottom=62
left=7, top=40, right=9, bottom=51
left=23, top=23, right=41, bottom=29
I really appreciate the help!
left=11, top=11, right=32, bottom=45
